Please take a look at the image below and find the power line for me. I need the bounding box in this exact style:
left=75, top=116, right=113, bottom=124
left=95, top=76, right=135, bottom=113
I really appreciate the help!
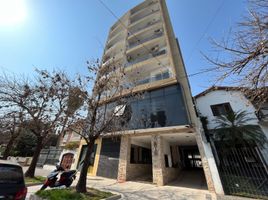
left=186, top=0, right=225, bottom=63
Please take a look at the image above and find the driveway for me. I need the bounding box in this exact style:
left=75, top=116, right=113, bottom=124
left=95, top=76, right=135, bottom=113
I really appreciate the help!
left=84, top=176, right=215, bottom=200
left=25, top=173, right=214, bottom=200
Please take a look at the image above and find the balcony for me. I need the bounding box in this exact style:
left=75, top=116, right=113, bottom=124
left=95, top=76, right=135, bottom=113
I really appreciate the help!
left=130, top=0, right=158, bottom=15
left=130, top=8, right=160, bottom=24
left=106, top=34, right=124, bottom=52
left=129, top=19, right=161, bottom=37
left=125, top=49, right=167, bottom=68
left=136, top=70, right=171, bottom=86
left=128, top=31, right=163, bottom=50
left=102, top=52, right=124, bottom=67
left=109, top=15, right=128, bottom=39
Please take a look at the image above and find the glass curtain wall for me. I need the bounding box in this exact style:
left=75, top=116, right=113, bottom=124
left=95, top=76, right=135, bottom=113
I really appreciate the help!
left=101, top=84, right=189, bottom=131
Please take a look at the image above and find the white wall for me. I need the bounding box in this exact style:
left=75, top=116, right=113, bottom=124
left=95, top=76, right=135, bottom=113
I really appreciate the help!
left=162, top=138, right=172, bottom=167
left=196, top=90, right=259, bottom=129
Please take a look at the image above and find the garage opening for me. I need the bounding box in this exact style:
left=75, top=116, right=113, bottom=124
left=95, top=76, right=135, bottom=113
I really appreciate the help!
left=171, top=146, right=207, bottom=190
left=163, top=133, right=208, bottom=190
left=128, top=136, right=153, bottom=183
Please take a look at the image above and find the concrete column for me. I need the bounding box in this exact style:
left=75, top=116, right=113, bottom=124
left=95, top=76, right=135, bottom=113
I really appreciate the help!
left=195, top=120, right=225, bottom=195
left=117, top=135, right=131, bottom=183
left=151, top=135, right=164, bottom=186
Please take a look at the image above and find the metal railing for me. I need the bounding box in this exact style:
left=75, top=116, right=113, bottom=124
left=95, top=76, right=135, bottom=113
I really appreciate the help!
left=213, top=144, right=268, bottom=199
left=128, top=32, right=163, bottom=49
left=125, top=49, right=166, bottom=67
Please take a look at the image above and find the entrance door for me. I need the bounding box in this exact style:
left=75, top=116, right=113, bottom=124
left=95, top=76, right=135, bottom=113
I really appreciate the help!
left=77, top=144, right=97, bottom=174
left=60, top=153, right=74, bottom=170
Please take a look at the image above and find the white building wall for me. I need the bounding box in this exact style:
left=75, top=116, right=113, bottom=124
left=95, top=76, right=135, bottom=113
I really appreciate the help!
left=196, top=90, right=259, bottom=129
left=163, top=138, right=172, bottom=167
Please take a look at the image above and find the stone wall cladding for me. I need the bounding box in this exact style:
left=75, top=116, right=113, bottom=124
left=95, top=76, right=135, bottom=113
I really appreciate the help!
left=151, top=135, right=165, bottom=185
left=162, top=167, right=181, bottom=185
left=117, top=136, right=130, bottom=182
left=127, top=164, right=152, bottom=180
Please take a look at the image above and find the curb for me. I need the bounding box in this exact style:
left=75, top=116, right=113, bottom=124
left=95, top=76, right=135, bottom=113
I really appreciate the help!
left=29, top=193, right=121, bottom=200
left=26, top=183, right=43, bottom=187
left=105, top=194, right=122, bottom=200
left=29, top=195, right=44, bottom=200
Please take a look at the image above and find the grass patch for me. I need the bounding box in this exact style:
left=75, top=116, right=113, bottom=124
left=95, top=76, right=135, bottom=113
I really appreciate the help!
left=36, top=188, right=114, bottom=200
left=25, top=176, right=46, bottom=185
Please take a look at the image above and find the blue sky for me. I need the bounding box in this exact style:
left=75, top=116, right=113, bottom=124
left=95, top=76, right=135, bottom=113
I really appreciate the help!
left=0, top=0, right=247, bottom=95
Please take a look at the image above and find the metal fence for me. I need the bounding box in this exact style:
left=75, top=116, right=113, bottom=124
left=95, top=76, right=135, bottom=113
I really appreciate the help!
left=215, top=145, right=268, bottom=199
left=37, top=147, right=62, bottom=167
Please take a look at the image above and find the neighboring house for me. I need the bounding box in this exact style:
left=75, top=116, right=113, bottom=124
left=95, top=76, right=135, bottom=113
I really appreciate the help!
left=41, top=122, right=82, bottom=171
left=195, top=86, right=268, bottom=198
left=195, top=86, right=268, bottom=156
left=58, top=122, right=83, bottom=170
left=76, top=0, right=224, bottom=195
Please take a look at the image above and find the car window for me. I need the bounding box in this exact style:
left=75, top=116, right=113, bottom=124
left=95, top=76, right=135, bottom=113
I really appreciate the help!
left=0, top=164, right=24, bottom=184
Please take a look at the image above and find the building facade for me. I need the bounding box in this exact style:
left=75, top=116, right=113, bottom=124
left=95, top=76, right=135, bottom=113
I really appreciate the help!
left=76, top=0, right=223, bottom=194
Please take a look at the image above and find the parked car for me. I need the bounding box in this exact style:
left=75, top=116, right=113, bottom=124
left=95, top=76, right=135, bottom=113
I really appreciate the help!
left=0, top=160, right=27, bottom=200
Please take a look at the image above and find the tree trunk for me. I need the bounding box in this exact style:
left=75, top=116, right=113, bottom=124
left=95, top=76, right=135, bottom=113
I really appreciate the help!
left=24, top=137, right=43, bottom=178
left=2, top=136, right=15, bottom=160
left=76, top=139, right=95, bottom=193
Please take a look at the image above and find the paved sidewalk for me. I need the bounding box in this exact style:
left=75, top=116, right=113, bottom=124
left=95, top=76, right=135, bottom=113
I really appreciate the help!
left=83, top=175, right=215, bottom=200
left=23, top=167, right=50, bottom=177
left=26, top=185, right=42, bottom=200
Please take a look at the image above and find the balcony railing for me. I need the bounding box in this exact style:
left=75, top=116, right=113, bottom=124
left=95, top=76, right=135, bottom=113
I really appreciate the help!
left=125, top=49, right=166, bottom=68
left=136, top=71, right=171, bottom=86
left=130, top=9, right=160, bottom=24
left=129, top=19, right=161, bottom=36
left=128, top=32, right=163, bottom=49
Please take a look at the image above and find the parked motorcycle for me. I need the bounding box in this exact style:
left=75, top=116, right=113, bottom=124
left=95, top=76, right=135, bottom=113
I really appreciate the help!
left=40, top=165, right=77, bottom=190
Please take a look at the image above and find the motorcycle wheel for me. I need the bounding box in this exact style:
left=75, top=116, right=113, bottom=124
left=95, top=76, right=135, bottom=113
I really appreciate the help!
left=40, top=184, right=48, bottom=190
left=65, top=180, right=73, bottom=188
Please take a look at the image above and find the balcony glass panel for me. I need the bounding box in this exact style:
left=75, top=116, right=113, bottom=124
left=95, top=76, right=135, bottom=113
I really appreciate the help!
left=130, top=20, right=161, bottom=35
left=125, top=49, right=167, bottom=67
left=128, top=32, right=163, bottom=49
left=130, top=9, right=160, bottom=24
left=136, top=71, right=171, bottom=86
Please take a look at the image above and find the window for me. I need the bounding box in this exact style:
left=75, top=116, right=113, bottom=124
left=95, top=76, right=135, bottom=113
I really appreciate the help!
left=130, top=145, right=152, bottom=164
left=114, top=104, right=126, bottom=116
left=103, top=84, right=189, bottom=131
left=210, top=103, right=233, bottom=116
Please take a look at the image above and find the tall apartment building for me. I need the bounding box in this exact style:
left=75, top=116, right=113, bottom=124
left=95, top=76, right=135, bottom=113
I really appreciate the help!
left=75, top=0, right=223, bottom=194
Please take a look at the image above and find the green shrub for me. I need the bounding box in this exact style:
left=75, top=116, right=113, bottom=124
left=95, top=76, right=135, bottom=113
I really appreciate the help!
left=64, top=141, right=80, bottom=150
left=36, top=188, right=113, bottom=200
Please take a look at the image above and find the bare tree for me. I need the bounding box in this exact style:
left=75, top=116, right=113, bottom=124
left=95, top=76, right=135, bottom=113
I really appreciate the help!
left=0, top=70, right=82, bottom=177
left=204, top=0, right=268, bottom=108
left=74, top=60, right=141, bottom=193
left=0, top=111, right=24, bottom=159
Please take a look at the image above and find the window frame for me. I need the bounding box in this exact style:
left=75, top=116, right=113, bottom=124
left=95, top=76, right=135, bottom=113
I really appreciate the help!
left=210, top=102, right=233, bottom=116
